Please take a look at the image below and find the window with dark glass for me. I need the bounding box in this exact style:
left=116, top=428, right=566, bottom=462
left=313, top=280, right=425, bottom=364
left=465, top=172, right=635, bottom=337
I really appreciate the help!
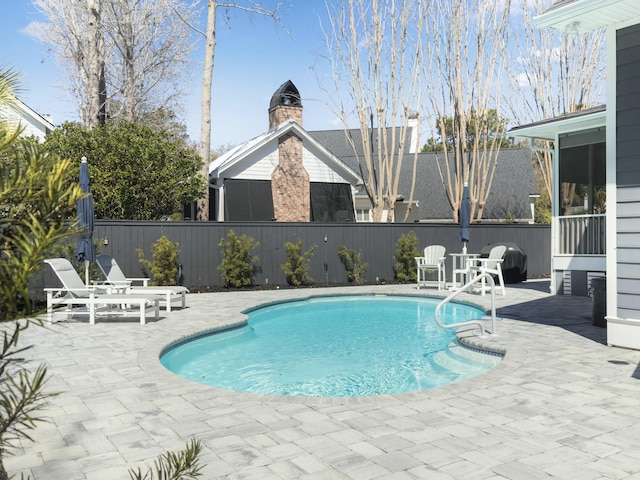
left=310, top=182, right=355, bottom=222
left=224, top=179, right=274, bottom=221
left=559, top=141, right=606, bottom=216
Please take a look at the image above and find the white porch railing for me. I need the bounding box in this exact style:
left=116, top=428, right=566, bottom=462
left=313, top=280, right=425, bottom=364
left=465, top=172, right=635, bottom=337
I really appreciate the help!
left=558, top=214, right=606, bottom=255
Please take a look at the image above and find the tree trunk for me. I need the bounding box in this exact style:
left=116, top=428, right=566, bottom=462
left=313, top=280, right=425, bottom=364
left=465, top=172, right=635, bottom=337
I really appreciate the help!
left=86, top=0, right=103, bottom=129
left=99, top=64, right=107, bottom=125
left=123, top=14, right=136, bottom=123
left=197, top=0, right=217, bottom=221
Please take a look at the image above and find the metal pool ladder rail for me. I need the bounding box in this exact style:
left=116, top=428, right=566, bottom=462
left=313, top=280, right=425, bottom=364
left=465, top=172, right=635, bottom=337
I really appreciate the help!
left=434, top=272, right=498, bottom=337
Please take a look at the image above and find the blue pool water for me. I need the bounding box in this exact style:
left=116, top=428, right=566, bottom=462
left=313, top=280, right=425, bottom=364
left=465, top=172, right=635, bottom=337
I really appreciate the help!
left=161, top=295, right=502, bottom=397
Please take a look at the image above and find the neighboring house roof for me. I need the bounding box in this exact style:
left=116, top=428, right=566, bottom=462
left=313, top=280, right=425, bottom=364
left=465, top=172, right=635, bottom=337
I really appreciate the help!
left=536, top=0, right=640, bottom=33
left=309, top=125, right=419, bottom=159
left=309, top=128, right=537, bottom=221
left=212, top=117, right=537, bottom=222
left=209, top=119, right=362, bottom=185
left=0, top=99, right=55, bottom=141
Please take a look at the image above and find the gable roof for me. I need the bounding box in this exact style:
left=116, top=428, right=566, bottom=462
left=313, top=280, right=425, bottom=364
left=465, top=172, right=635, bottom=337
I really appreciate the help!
left=0, top=99, right=55, bottom=141
left=209, top=119, right=362, bottom=184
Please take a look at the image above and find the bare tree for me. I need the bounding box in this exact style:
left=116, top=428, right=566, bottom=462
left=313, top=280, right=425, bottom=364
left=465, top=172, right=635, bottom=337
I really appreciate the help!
left=323, top=0, right=424, bottom=222
left=508, top=0, right=606, bottom=207
left=103, top=0, right=198, bottom=122
left=33, top=0, right=104, bottom=128
left=33, top=0, right=197, bottom=127
left=194, top=0, right=282, bottom=221
left=420, top=0, right=512, bottom=222
left=86, top=0, right=105, bottom=128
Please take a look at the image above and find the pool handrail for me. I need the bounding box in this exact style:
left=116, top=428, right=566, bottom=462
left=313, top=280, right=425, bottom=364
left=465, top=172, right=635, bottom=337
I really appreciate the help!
left=434, top=272, right=498, bottom=338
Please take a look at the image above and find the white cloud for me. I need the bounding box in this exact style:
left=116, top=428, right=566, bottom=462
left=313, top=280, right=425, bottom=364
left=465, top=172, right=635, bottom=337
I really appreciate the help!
left=20, top=21, right=48, bottom=41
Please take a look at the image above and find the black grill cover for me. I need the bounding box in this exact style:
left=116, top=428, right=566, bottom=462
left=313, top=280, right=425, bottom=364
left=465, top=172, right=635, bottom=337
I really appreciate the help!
left=479, top=242, right=527, bottom=283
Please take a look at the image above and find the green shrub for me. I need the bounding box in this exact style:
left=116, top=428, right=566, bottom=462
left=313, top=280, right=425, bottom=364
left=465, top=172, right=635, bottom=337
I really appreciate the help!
left=137, top=236, right=180, bottom=286
left=338, top=246, right=368, bottom=284
left=394, top=231, right=419, bottom=282
left=282, top=239, right=316, bottom=286
left=218, top=230, right=259, bottom=288
left=44, top=121, right=206, bottom=220
left=534, top=192, right=552, bottom=224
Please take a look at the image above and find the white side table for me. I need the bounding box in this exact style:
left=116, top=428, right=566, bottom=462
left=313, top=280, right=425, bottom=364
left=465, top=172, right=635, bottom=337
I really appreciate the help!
left=450, top=253, right=479, bottom=290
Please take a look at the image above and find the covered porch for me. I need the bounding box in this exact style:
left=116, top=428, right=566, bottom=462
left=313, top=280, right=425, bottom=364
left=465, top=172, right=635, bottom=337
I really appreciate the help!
left=509, top=106, right=607, bottom=296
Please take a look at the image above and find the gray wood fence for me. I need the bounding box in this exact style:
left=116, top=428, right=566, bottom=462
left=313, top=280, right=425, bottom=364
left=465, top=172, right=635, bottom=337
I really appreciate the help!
left=65, top=221, right=551, bottom=290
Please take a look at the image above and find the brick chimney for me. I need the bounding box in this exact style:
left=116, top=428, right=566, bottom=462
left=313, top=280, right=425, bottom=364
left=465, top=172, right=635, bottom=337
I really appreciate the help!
left=269, top=81, right=310, bottom=222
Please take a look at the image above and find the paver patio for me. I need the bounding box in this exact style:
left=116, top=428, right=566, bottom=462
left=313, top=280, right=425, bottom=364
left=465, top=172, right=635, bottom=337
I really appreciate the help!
left=7, top=280, right=640, bottom=479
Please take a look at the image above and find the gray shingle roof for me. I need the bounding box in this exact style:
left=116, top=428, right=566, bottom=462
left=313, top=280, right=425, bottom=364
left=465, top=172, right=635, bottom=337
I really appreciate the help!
left=309, top=129, right=537, bottom=221
left=309, top=127, right=416, bottom=158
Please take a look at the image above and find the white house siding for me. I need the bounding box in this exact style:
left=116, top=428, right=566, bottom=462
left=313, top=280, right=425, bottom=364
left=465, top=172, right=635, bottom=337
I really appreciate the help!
left=302, top=143, right=352, bottom=183
left=0, top=103, right=53, bottom=141
left=222, top=142, right=279, bottom=180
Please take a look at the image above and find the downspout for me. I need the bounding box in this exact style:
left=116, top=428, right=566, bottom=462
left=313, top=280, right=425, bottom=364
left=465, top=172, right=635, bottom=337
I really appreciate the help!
left=551, top=136, right=560, bottom=295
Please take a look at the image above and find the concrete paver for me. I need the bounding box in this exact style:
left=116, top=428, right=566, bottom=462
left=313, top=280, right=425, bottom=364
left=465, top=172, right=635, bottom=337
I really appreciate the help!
left=6, top=280, right=640, bottom=479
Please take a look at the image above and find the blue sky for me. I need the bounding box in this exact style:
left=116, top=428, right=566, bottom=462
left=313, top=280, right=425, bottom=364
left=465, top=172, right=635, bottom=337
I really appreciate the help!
left=1, top=1, right=341, bottom=148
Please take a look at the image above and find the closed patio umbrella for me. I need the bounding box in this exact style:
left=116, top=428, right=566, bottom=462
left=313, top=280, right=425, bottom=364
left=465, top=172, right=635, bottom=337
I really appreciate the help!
left=457, top=182, right=471, bottom=254
left=75, top=156, right=95, bottom=285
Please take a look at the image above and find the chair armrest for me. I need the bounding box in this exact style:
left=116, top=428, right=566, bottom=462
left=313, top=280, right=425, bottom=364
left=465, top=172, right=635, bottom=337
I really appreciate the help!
left=44, top=285, right=107, bottom=297
left=44, top=286, right=100, bottom=292
left=468, top=258, right=504, bottom=269
left=127, top=277, right=150, bottom=286
left=96, top=280, right=132, bottom=287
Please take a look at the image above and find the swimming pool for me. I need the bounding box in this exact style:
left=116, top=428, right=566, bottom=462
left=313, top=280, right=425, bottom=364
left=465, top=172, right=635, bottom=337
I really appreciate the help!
left=161, top=295, right=502, bottom=397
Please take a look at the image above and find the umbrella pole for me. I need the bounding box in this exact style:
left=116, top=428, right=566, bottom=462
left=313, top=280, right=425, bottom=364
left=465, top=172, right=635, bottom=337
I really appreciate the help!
left=462, top=242, right=467, bottom=254
left=85, top=260, right=90, bottom=286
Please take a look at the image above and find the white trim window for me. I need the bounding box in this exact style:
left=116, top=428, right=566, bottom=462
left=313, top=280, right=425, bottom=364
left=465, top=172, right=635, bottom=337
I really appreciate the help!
left=355, top=208, right=371, bottom=222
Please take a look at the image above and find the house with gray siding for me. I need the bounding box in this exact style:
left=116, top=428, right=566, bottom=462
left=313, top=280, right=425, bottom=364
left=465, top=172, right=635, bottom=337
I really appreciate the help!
left=510, top=0, right=640, bottom=350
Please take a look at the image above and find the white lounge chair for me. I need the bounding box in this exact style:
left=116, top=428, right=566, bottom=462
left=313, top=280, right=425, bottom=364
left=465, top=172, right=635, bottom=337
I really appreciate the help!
left=467, top=245, right=507, bottom=296
left=95, top=254, right=188, bottom=312
left=415, top=245, right=446, bottom=290
left=44, top=258, right=160, bottom=325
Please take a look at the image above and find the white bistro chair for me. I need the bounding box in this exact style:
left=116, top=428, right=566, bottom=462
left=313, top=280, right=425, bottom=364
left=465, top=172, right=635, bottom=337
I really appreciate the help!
left=467, top=245, right=507, bottom=296
left=415, top=245, right=446, bottom=290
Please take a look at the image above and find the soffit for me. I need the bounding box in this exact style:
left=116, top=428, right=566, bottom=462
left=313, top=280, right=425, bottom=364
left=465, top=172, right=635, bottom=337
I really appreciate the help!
left=536, top=0, right=640, bottom=33
left=508, top=107, right=606, bottom=140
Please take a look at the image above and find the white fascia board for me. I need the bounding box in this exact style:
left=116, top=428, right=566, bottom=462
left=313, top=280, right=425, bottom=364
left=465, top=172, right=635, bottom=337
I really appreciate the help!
left=536, top=0, right=639, bottom=33
left=209, top=130, right=274, bottom=178
left=508, top=109, right=606, bottom=141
